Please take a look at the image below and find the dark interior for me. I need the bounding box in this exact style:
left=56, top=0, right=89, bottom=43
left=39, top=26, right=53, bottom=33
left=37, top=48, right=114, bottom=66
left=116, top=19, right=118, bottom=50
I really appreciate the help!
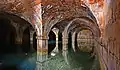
left=48, top=31, right=56, bottom=54
left=21, top=28, right=30, bottom=53
left=0, top=17, right=17, bottom=54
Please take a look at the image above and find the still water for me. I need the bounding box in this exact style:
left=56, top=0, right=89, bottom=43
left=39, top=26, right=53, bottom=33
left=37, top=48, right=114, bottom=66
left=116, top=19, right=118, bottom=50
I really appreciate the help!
left=0, top=48, right=100, bottom=70
left=44, top=49, right=100, bottom=70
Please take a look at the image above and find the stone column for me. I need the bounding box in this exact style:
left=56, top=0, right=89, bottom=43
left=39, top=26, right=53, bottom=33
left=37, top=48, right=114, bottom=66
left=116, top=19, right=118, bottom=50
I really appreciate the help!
left=62, top=35, right=68, bottom=51
left=62, top=32, right=69, bottom=65
left=52, top=28, right=59, bottom=53
left=30, top=30, right=36, bottom=52
left=36, top=32, right=48, bottom=60
left=36, top=33, right=48, bottom=70
left=72, top=32, right=76, bottom=52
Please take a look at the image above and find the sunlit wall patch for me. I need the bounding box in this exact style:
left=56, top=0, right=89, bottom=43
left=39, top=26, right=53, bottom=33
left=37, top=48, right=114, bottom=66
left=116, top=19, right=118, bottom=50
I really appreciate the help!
left=106, top=0, right=111, bottom=5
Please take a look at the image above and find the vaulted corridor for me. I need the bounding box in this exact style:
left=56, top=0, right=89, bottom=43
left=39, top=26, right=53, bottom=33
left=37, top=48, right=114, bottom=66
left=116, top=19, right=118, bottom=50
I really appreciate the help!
left=0, top=0, right=120, bottom=70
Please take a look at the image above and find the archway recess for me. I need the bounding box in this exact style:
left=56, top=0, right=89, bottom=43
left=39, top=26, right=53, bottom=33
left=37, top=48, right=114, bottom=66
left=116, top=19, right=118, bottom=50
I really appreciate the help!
left=0, top=12, right=36, bottom=70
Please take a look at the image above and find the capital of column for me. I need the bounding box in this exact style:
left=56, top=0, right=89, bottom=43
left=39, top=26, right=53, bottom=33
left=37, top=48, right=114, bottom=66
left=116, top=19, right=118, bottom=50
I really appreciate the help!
left=36, top=35, right=49, bottom=40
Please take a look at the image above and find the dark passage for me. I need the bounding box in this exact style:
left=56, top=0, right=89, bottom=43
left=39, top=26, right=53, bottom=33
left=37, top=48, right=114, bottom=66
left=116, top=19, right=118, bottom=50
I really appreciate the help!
left=0, top=17, right=36, bottom=70
left=0, top=17, right=16, bottom=54
left=22, top=28, right=30, bottom=53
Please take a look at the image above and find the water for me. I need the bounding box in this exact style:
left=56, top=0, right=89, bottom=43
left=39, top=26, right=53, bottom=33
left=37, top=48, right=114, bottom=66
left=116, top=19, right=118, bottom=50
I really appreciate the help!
left=0, top=49, right=100, bottom=70
left=0, top=52, right=36, bottom=70
left=41, top=49, right=100, bottom=70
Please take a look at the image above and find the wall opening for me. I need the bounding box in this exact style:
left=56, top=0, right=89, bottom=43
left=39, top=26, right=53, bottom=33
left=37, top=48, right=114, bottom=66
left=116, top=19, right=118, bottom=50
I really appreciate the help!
left=48, top=31, right=56, bottom=55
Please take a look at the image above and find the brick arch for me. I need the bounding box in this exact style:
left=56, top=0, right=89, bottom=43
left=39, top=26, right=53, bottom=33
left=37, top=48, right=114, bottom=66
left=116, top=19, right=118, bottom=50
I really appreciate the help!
left=43, top=2, right=98, bottom=37
left=0, top=11, right=36, bottom=53
left=63, top=18, right=100, bottom=41
left=0, top=11, right=34, bottom=29
left=44, top=16, right=100, bottom=38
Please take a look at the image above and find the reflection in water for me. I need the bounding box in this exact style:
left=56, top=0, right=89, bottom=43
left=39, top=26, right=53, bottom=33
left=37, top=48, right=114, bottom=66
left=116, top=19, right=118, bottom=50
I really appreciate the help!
left=0, top=53, right=36, bottom=70
left=45, top=49, right=100, bottom=70
left=45, top=39, right=100, bottom=70
left=0, top=44, right=100, bottom=70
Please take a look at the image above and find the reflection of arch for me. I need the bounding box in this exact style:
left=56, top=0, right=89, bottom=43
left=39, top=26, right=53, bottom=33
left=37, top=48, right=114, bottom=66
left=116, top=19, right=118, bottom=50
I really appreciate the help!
left=0, top=17, right=17, bottom=54
left=22, top=27, right=30, bottom=53
left=48, top=31, right=56, bottom=54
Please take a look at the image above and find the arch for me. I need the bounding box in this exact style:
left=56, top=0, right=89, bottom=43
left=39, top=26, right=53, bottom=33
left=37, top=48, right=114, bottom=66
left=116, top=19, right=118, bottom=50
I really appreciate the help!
left=48, top=30, right=56, bottom=55
left=0, top=11, right=34, bottom=29
left=69, top=26, right=95, bottom=52
left=44, top=17, right=100, bottom=37
left=43, top=2, right=98, bottom=33
left=69, top=26, right=95, bottom=37
left=0, top=12, right=36, bottom=69
left=65, top=18, right=100, bottom=38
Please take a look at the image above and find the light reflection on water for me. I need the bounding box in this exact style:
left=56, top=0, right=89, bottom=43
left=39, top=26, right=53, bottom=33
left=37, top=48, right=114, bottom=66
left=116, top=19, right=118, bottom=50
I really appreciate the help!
left=0, top=49, right=100, bottom=70
left=46, top=49, right=100, bottom=70
left=0, top=52, right=36, bottom=70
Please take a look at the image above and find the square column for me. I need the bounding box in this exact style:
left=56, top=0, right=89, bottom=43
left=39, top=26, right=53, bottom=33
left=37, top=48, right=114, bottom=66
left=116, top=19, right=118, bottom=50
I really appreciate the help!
left=36, top=35, right=48, bottom=70
left=62, top=34, right=69, bottom=65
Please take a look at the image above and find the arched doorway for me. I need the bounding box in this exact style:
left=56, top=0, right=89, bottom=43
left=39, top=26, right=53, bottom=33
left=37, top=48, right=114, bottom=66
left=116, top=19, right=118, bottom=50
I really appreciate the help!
left=48, top=31, right=56, bottom=55
left=0, top=12, right=37, bottom=70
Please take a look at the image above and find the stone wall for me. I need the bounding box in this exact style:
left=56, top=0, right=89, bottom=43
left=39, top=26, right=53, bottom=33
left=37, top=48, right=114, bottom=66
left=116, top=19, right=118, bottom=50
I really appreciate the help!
left=103, top=0, right=120, bottom=69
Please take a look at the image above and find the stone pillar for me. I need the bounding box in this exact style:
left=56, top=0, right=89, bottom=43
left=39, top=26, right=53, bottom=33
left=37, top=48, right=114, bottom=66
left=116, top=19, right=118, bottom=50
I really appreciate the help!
left=36, top=33, right=48, bottom=61
left=30, top=30, right=36, bottom=52
left=52, top=28, right=59, bottom=53
left=36, top=34, right=48, bottom=70
left=32, top=2, right=49, bottom=70
left=62, top=36, right=68, bottom=51
left=72, top=32, right=76, bottom=52
left=62, top=32, right=69, bottom=65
